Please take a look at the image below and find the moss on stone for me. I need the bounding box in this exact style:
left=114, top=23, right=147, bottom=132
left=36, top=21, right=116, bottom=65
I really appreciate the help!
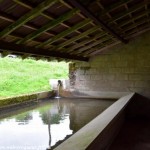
left=0, top=94, right=37, bottom=108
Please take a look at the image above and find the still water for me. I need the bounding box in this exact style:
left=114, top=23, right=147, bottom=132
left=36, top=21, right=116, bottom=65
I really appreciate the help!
left=0, top=98, right=113, bottom=150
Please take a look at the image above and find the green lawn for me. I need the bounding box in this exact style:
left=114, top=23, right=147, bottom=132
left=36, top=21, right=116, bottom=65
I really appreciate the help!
left=0, top=57, right=69, bottom=98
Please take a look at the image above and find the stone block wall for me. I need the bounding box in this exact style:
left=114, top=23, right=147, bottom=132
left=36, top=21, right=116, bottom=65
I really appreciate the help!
left=71, top=31, right=150, bottom=98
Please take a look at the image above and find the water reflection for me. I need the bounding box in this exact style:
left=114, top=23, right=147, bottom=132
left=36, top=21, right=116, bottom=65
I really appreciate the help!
left=15, top=112, right=33, bottom=125
left=0, top=98, right=113, bottom=150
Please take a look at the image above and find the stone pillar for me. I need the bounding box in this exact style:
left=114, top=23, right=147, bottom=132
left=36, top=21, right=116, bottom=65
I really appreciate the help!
left=69, top=63, right=76, bottom=89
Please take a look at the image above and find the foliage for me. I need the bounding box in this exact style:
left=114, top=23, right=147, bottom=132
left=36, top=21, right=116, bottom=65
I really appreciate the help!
left=0, top=57, right=68, bottom=98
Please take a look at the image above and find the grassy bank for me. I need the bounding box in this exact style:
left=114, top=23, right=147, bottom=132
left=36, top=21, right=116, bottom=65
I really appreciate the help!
left=0, top=57, right=68, bottom=98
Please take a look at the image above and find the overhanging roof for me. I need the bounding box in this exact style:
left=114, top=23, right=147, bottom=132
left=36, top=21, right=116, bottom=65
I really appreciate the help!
left=0, top=0, right=149, bottom=61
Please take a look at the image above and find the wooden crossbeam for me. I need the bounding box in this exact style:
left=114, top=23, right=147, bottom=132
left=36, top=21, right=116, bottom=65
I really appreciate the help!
left=13, top=0, right=99, bottom=46
left=13, top=0, right=33, bottom=10
left=67, top=0, right=128, bottom=43
left=13, top=0, right=88, bottom=35
left=99, top=0, right=132, bottom=17
left=0, top=11, right=66, bottom=41
left=10, top=1, right=95, bottom=46
left=0, top=11, right=48, bottom=33
left=37, top=19, right=92, bottom=48
left=118, top=10, right=150, bottom=28
left=89, top=41, right=121, bottom=56
left=0, top=0, right=59, bottom=38
left=17, top=9, right=79, bottom=44
left=97, top=1, right=124, bottom=35
left=125, top=26, right=150, bottom=39
left=54, top=26, right=99, bottom=50
left=66, top=33, right=107, bottom=53
left=124, top=18, right=150, bottom=33
left=0, top=40, right=89, bottom=61
left=108, top=2, right=147, bottom=24
left=72, top=36, right=113, bottom=54
left=83, top=40, right=115, bottom=56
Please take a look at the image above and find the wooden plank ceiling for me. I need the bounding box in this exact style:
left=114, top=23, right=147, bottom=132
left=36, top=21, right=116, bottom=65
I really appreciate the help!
left=0, top=0, right=149, bottom=61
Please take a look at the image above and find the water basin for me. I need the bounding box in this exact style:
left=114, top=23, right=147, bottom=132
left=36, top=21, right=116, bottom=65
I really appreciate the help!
left=0, top=98, right=114, bottom=150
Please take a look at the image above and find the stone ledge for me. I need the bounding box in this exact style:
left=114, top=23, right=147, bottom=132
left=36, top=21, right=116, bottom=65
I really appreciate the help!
left=0, top=91, right=52, bottom=109
left=54, top=93, right=135, bottom=150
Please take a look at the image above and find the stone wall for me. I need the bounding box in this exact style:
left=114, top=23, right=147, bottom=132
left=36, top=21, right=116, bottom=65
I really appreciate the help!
left=72, top=31, right=150, bottom=98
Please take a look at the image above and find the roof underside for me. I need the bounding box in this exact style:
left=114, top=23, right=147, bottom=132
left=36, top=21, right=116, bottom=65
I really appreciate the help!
left=0, top=0, right=150, bottom=61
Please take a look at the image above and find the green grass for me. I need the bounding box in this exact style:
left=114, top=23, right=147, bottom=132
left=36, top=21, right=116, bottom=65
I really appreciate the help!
left=0, top=57, right=69, bottom=98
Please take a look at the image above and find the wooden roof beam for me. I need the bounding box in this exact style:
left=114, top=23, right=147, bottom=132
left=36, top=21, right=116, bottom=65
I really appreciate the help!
left=37, top=19, right=92, bottom=48
left=108, top=2, right=147, bottom=24
left=98, top=0, right=132, bottom=17
left=13, top=0, right=90, bottom=35
left=67, top=0, right=128, bottom=43
left=89, top=41, right=121, bottom=56
left=124, top=18, right=150, bottom=33
left=83, top=40, right=116, bottom=56
left=17, top=9, right=79, bottom=44
left=72, top=36, right=114, bottom=54
left=118, top=10, right=150, bottom=28
left=0, top=40, right=89, bottom=61
left=53, top=26, right=99, bottom=50
left=0, top=0, right=59, bottom=38
left=0, top=11, right=54, bottom=37
left=66, top=33, right=107, bottom=53
left=0, top=11, right=78, bottom=44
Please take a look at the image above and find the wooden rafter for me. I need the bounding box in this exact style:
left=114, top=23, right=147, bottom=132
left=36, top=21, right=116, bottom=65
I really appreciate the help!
left=37, top=19, right=92, bottom=48
left=17, top=9, right=79, bottom=44
left=124, top=18, right=150, bottom=33
left=0, top=11, right=53, bottom=36
left=52, top=26, right=99, bottom=50
left=67, top=0, right=128, bottom=43
left=72, top=36, right=113, bottom=54
left=66, top=33, right=107, bottom=53
left=11, top=0, right=98, bottom=48
left=0, top=40, right=89, bottom=61
left=0, top=0, right=59, bottom=38
left=96, top=2, right=126, bottom=40
left=0, top=11, right=78, bottom=45
left=83, top=40, right=116, bottom=56
left=108, top=2, right=147, bottom=24
left=89, top=41, right=121, bottom=56
left=0, top=0, right=149, bottom=61
left=36, top=26, right=100, bottom=50
left=13, top=0, right=94, bottom=36
left=118, top=10, right=150, bottom=28
left=98, top=0, right=132, bottom=18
